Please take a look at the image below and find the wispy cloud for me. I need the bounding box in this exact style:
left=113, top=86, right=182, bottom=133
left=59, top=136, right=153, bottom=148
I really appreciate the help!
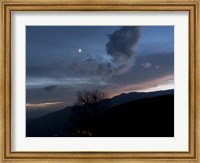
left=155, top=65, right=160, bottom=69
left=26, top=102, right=66, bottom=109
left=141, top=62, right=152, bottom=68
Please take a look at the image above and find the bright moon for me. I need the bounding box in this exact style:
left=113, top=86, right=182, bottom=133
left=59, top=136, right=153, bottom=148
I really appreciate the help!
left=78, top=49, right=82, bottom=53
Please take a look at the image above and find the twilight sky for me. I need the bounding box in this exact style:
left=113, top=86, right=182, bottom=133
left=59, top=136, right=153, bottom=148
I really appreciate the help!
left=26, top=26, right=174, bottom=109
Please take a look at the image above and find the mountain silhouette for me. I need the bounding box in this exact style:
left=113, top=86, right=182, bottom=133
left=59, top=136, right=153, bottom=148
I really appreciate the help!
left=95, top=95, right=174, bottom=137
left=26, top=89, right=174, bottom=137
left=105, top=89, right=174, bottom=108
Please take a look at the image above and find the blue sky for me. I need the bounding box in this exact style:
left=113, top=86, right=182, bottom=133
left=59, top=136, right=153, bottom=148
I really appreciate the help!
left=26, top=26, right=174, bottom=109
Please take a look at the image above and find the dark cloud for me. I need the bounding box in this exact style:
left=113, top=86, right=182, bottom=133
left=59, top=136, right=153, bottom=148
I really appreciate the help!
left=102, top=26, right=141, bottom=76
left=44, top=85, right=57, bottom=93
left=70, top=26, right=141, bottom=79
left=27, top=86, right=75, bottom=104
left=96, top=62, right=113, bottom=78
left=106, top=26, right=141, bottom=62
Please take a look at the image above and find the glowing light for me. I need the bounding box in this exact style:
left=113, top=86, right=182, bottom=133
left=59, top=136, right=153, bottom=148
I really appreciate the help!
left=78, top=49, right=82, bottom=53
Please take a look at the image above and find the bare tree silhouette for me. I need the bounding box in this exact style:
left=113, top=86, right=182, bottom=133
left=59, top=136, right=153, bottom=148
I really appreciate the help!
left=71, top=89, right=107, bottom=136
left=75, top=89, right=107, bottom=115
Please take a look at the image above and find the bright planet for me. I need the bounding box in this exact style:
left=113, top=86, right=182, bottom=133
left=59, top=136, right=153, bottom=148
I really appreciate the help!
left=78, top=49, right=82, bottom=53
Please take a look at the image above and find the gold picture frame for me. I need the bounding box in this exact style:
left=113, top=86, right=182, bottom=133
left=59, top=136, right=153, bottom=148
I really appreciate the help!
left=0, top=0, right=199, bottom=162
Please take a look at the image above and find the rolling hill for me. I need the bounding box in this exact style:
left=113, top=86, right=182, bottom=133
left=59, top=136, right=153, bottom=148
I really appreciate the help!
left=26, top=90, right=174, bottom=137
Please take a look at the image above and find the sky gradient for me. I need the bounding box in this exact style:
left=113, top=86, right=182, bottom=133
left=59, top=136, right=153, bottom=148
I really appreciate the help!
left=26, top=26, right=174, bottom=109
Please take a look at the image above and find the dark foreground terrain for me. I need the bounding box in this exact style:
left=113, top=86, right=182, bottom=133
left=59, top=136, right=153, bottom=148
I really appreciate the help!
left=26, top=93, right=174, bottom=137
left=95, top=95, right=174, bottom=137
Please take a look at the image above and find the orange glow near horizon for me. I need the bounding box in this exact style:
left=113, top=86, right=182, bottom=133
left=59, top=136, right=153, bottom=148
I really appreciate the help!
left=108, top=74, right=174, bottom=98
left=26, top=102, right=66, bottom=109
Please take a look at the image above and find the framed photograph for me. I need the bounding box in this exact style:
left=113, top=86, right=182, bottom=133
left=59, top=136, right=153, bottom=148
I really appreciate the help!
left=0, top=0, right=200, bottom=162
